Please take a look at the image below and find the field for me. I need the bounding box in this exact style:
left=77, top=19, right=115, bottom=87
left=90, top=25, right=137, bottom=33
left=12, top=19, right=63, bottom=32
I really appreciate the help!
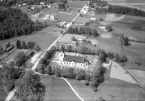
left=0, top=26, right=62, bottom=50
left=0, top=79, right=6, bottom=101
left=40, top=75, right=80, bottom=101
left=127, top=69, right=145, bottom=87
left=68, top=77, right=144, bottom=101
left=105, top=0, right=145, bottom=10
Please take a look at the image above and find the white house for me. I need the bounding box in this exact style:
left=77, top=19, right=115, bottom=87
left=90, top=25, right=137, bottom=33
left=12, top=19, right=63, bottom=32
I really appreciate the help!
left=99, top=25, right=107, bottom=32
left=90, top=17, right=96, bottom=21
left=58, top=52, right=89, bottom=68
left=22, top=3, right=27, bottom=6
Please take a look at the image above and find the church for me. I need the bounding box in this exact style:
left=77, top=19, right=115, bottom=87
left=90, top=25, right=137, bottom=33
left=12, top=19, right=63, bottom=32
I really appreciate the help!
left=57, top=51, right=89, bottom=68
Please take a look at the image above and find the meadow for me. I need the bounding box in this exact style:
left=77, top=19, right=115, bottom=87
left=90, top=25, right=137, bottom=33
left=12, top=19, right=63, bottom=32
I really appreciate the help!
left=40, top=75, right=80, bottom=101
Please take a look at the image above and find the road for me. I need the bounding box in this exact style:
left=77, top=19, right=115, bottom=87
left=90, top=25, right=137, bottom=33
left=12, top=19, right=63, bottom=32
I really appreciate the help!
left=5, top=1, right=90, bottom=101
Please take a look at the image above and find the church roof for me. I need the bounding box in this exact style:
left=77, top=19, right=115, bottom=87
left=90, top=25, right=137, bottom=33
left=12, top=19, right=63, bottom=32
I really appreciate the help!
left=63, top=55, right=86, bottom=63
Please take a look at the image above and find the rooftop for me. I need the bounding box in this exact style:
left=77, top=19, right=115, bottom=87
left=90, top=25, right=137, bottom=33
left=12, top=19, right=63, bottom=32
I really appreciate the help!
left=63, top=55, right=86, bottom=63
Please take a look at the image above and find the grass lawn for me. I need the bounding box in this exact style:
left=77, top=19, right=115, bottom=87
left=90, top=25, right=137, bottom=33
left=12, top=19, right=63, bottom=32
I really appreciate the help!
left=68, top=77, right=144, bottom=101
left=68, top=79, right=97, bottom=101
left=0, top=26, right=62, bottom=50
left=40, top=75, right=80, bottom=101
left=127, top=69, right=145, bottom=87
left=68, top=0, right=88, bottom=9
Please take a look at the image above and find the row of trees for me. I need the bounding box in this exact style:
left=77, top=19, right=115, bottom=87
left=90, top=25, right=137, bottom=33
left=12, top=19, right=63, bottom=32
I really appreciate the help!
left=0, top=8, right=47, bottom=40
left=36, top=46, right=56, bottom=73
left=67, top=26, right=99, bottom=37
left=15, top=70, right=46, bottom=101
left=0, top=64, right=25, bottom=93
left=16, top=40, right=41, bottom=51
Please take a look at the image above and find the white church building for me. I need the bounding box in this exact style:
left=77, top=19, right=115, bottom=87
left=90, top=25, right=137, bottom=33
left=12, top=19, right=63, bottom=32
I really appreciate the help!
left=57, top=52, right=89, bottom=68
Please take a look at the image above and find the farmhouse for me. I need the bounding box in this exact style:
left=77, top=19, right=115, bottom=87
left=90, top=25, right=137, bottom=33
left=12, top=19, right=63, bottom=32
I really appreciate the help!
left=58, top=51, right=90, bottom=68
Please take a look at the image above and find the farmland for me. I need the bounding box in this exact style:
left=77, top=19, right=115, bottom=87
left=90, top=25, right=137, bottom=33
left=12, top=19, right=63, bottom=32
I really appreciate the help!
left=68, top=76, right=144, bottom=101
left=40, top=75, right=80, bottom=101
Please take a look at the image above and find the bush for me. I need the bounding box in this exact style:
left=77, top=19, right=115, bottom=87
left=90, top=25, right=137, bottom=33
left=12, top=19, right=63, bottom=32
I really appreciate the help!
left=90, top=80, right=99, bottom=90
left=75, top=69, right=86, bottom=80
left=33, top=44, right=41, bottom=52
left=27, top=42, right=36, bottom=49
left=106, top=25, right=113, bottom=32
left=46, top=65, right=52, bottom=75
left=60, top=67, right=76, bottom=79
left=84, top=81, right=89, bottom=86
left=37, top=64, right=46, bottom=74
left=16, top=40, right=22, bottom=49
left=99, top=50, right=107, bottom=62
left=21, top=41, right=27, bottom=49
left=39, top=58, right=48, bottom=65
left=72, top=36, right=77, bottom=41
left=14, top=52, right=27, bottom=67
left=107, top=52, right=114, bottom=59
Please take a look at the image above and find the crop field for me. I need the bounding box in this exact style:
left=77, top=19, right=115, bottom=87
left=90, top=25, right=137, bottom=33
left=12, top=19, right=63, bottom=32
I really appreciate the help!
left=98, top=78, right=144, bottom=101
left=40, top=75, right=80, bottom=101
left=127, top=69, right=145, bottom=87
left=68, top=0, right=88, bottom=9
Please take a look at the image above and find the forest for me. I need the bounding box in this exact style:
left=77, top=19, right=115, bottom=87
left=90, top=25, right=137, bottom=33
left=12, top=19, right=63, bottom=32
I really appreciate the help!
left=107, top=5, right=145, bottom=17
left=89, top=0, right=145, bottom=17
left=0, top=8, right=47, bottom=40
left=0, top=0, right=57, bottom=6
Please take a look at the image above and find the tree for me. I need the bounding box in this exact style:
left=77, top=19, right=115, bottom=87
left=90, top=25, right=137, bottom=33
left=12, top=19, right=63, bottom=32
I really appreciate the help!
left=75, top=69, right=86, bottom=80
left=46, top=65, right=52, bottom=75
left=106, top=25, right=113, bottom=32
left=21, top=41, right=27, bottom=49
left=89, top=80, right=99, bottom=92
left=6, top=42, right=11, bottom=48
left=15, top=52, right=27, bottom=67
left=15, top=71, right=45, bottom=101
left=0, top=46, right=4, bottom=55
left=115, top=53, right=119, bottom=62
left=16, top=40, right=22, bottom=49
left=0, top=65, right=25, bottom=93
left=99, top=50, right=107, bottom=62
left=37, top=64, right=46, bottom=74
left=33, top=44, right=41, bottom=52
left=27, top=42, right=36, bottom=49
left=107, top=52, right=114, bottom=59
left=39, top=58, right=48, bottom=65
left=123, top=35, right=129, bottom=46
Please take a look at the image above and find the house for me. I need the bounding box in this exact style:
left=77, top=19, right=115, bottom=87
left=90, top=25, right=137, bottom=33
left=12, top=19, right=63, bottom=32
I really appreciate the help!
left=58, top=51, right=89, bottom=68
left=90, top=17, right=96, bottom=21
left=99, top=25, right=107, bottom=32
left=22, top=3, right=27, bottom=6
